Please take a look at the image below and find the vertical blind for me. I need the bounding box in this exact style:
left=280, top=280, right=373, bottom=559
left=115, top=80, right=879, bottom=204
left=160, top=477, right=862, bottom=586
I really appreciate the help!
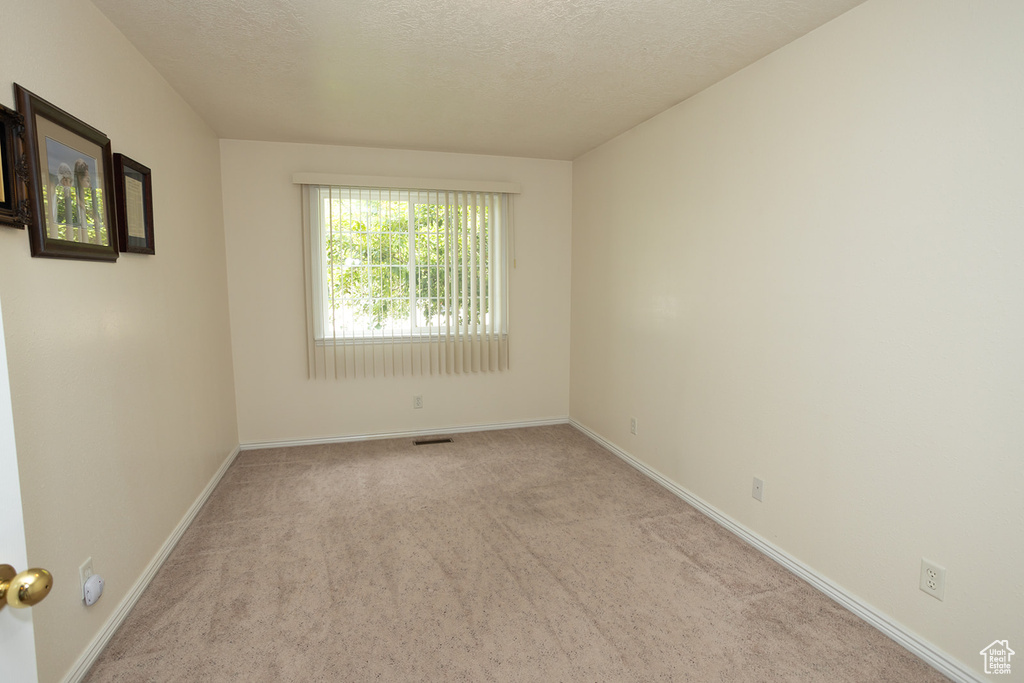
left=296, top=175, right=518, bottom=380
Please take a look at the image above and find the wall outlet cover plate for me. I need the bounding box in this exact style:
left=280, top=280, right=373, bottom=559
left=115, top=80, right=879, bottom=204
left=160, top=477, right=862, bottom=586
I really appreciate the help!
left=919, top=559, right=945, bottom=601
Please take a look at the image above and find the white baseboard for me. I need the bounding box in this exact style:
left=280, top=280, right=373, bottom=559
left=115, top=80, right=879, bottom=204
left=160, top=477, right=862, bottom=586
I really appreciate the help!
left=568, top=419, right=981, bottom=683
left=239, top=417, right=570, bottom=451
left=63, top=421, right=978, bottom=682
left=62, top=444, right=241, bottom=683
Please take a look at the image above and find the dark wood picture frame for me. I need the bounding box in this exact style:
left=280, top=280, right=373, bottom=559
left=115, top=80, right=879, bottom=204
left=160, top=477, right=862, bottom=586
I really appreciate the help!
left=15, top=84, right=118, bottom=262
left=0, top=102, right=30, bottom=228
left=113, top=153, right=154, bottom=254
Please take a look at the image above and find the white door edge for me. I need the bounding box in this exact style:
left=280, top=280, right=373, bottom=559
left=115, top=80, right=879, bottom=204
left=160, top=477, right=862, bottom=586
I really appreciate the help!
left=0, top=289, right=39, bottom=683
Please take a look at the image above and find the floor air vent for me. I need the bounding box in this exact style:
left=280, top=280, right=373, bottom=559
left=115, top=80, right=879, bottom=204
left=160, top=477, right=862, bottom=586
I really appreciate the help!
left=414, top=437, right=454, bottom=446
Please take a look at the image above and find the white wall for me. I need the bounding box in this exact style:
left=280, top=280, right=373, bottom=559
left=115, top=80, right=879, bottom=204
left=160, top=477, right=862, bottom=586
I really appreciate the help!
left=0, top=1, right=239, bottom=681
left=570, top=0, right=1024, bottom=678
left=221, top=140, right=571, bottom=444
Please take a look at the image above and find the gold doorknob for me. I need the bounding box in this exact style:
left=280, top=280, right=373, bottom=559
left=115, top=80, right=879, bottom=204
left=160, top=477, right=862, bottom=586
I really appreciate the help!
left=0, top=564, right=53, bottom=609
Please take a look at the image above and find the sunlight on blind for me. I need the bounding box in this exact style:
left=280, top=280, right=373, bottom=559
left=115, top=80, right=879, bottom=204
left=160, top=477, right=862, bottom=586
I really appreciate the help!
left=300, top=184, right=511, bottom=379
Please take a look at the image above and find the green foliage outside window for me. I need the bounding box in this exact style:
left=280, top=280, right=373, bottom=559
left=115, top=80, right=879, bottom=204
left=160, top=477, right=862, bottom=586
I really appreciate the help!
left=323, top=199, right=491, bottom=334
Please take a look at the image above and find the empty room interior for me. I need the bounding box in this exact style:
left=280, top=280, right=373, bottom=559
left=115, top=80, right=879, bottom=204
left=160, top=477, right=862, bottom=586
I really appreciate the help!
left=0, top=0, right=1021, bottom=681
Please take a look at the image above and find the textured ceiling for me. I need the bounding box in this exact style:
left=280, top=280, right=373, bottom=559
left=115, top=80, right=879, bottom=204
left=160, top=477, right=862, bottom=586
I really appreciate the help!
left=90, top=0, right=866, bottom=160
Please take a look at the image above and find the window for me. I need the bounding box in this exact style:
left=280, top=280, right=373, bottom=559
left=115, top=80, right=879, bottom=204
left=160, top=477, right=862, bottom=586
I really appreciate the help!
left=299, top=180, right=513, bottom=378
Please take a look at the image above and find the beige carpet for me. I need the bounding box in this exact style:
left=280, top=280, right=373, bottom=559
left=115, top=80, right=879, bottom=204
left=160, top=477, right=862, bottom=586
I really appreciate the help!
left=84, top=425, right=947, bottom=682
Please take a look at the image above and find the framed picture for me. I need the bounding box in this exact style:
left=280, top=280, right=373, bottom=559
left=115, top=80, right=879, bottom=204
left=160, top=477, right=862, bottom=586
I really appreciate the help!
left=113, top=154, right=154, bottom=254
left=0, top=102, right=30, bottom=228
left=15, top=84, right=118, bottom=261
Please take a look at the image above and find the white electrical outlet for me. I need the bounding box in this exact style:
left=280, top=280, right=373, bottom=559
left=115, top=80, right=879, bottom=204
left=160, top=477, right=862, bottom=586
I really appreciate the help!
left=630, top=417, right=637, bottom=435
left=752, top=477, right=764, bottom=502
left=920, top=559, right=946, bottom=600
left=79, top=557, right=94, bottom=595
left=413, top=395, right=423, bottom=409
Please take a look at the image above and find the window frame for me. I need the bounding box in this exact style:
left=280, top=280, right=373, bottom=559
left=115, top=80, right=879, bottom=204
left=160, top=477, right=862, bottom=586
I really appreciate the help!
left=306, top=185, right=508, bottom=344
